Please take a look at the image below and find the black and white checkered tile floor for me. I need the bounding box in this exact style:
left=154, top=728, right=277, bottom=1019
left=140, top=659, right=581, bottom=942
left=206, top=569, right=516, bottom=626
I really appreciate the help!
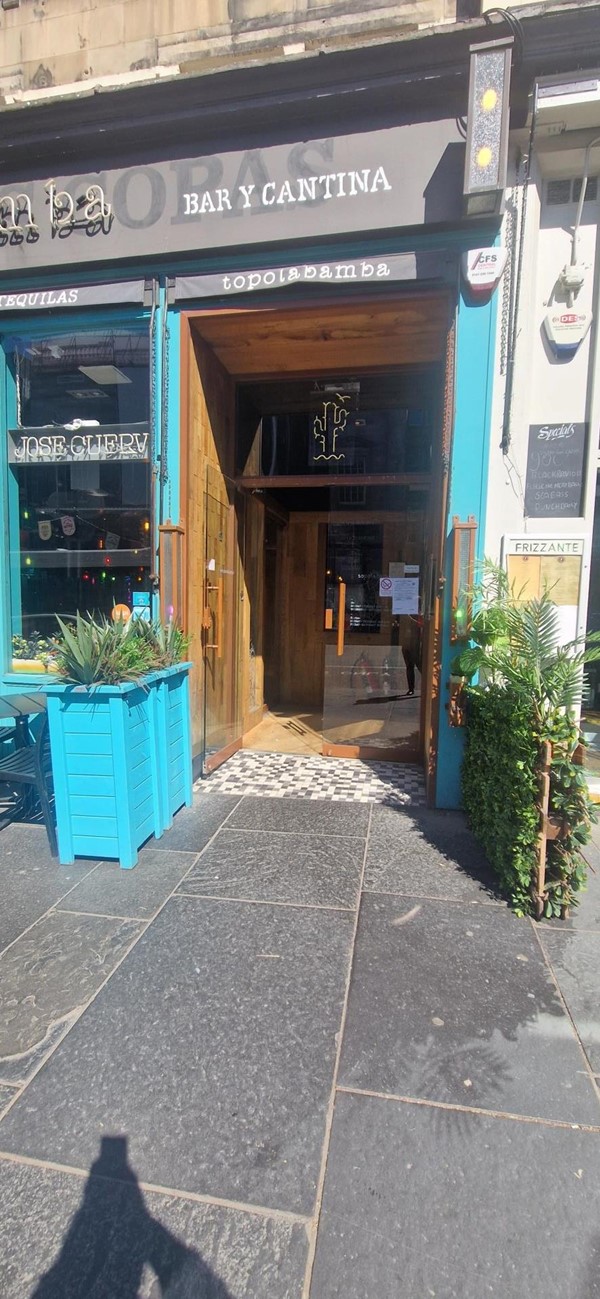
left=195, top=751, right=426, bottom=805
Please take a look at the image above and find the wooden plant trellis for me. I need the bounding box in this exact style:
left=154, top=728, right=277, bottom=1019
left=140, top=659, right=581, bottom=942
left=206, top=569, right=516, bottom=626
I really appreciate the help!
left=534, top=740, right=585, bottom=920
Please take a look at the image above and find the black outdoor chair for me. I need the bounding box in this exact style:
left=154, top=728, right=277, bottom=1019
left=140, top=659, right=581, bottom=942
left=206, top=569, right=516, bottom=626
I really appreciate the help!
left=0, top=712, right=58, bottom=857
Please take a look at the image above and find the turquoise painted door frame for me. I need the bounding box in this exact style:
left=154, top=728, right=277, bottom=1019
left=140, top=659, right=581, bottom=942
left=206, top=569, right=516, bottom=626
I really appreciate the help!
left=0, top=301, right=164, bottom=689
left=435, top=284, right=498, bottom=809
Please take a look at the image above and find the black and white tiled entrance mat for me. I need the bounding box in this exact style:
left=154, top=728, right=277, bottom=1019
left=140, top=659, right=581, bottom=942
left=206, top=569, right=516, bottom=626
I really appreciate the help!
left=195, top=751, right=426, bottom=805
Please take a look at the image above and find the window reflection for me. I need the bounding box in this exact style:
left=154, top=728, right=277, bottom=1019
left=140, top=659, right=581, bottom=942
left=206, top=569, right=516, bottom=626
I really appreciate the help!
left=7, top=329, right=152, bottom=662
left=325, top=525, right=383, bottom=633
left=9, top=330, right=149, bottom=428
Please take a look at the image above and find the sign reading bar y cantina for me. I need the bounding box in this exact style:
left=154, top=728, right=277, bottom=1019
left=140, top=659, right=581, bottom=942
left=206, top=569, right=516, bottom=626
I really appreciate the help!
left=0, top=118, right=464, bottom=272
left=9, top=423, right=150, bottom=464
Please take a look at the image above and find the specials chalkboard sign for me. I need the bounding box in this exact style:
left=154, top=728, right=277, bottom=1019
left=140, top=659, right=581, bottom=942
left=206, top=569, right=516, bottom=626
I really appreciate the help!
left=524, top=422, right=587, bottom=518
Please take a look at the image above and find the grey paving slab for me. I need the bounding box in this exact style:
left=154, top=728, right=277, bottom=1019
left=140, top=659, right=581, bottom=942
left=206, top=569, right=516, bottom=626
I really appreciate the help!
left=156, top=793, right=241, bottom=852
left=0, top=897, right=354, bottom=1216
left=0, top=824, right=98, bottom=955
left=0, top=910, right=143, bottom=1085
left=365, top=805, right=500, bottom=903
left=179, top=829, right=363, bottom=908
left=58, top=848, right=197, bottom=919
left=541, top=929, right=600, bottom=1074
left=338, top=895, right=600, bottom=1124
left=540, top=834, right=600, bottom=931
left=227, top=796, right=370, bottom=838
left=0, top=1153, right=307, bottom=1299
left=310, top=1090, right=600, bottom=1299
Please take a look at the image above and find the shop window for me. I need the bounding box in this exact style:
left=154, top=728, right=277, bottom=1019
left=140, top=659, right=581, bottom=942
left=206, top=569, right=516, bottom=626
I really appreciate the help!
left=5, top=329, right=152, bottom=667
left=324, top=524, right=383, bottom=634
left=236, top=373, right=434, bottom=479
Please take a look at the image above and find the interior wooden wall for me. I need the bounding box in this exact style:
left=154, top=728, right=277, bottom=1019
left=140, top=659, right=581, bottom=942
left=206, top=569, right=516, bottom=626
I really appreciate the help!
left=278, top=515, right=324, bottom=710
left=275, top=512, right=426, bottom=713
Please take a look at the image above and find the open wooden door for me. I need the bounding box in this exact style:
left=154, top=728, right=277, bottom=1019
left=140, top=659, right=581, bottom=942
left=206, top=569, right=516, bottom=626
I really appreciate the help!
left=184, top=329, right=245, bottom=774
left=202, top=466, right=243, bottom=773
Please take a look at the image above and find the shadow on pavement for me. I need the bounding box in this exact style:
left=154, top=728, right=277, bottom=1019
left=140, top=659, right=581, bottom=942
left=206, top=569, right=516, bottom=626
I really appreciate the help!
left=380, top=803, right=502, bottom=902
left=32, top=1136, right=233, bottom=1299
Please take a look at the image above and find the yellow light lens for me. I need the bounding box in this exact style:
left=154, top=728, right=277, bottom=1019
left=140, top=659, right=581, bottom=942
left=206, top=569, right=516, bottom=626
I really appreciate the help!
left=481, top=89, right=498, bottom=112
left=476, top=146, right=493, bottom=169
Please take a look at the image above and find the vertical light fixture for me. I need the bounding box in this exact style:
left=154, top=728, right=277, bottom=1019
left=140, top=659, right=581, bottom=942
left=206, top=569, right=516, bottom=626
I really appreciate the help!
left=463, top=37, right=513, bottom=217
left=159, top=523, right=185, bottom=626
left=450, top=516, right=477, bottom=642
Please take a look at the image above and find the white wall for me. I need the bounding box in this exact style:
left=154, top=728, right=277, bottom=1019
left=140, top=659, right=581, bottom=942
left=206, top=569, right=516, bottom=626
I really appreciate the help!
left=484, top=129, right=600, bottom=641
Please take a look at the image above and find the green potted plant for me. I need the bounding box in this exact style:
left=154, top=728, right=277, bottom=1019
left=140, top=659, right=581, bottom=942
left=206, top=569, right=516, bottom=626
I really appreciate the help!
left=453, top=562, right=600, bottom=918
left=45, top=613, right=192, bottom=869
left=11, top=632, right=60, bottom=674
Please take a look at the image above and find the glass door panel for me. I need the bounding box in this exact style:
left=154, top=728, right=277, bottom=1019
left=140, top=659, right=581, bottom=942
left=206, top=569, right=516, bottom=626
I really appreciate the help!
left=322, top=521, right=422, bottom=760
left=202, top=471, right=242, bottom=772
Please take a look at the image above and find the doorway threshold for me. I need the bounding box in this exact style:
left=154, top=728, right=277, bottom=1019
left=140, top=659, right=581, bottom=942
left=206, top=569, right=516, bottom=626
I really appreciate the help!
left=196, top=750, right=426, bottom=805
left=243, top=708, right=323, bottom=757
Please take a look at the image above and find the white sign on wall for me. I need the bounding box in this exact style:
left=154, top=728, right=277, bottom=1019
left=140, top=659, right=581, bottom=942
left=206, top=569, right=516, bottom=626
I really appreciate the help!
left=461, top=247, right=508, bottom=294
left=543, top=309, right=593, bottom=356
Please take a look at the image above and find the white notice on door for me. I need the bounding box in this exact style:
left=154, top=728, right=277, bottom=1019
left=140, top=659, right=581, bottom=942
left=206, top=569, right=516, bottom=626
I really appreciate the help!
left=392, top=577, right=419, bottom=615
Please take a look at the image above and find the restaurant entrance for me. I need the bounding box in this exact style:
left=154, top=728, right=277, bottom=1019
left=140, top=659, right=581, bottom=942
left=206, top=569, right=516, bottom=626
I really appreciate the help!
left=238, top=372, right=432, bottom=763
left=182, top=292, right=453, bottom=781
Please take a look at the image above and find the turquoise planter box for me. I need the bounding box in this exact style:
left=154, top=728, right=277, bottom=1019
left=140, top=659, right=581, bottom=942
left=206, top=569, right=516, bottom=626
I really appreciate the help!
left=45, top=665, right=192, bottom=868
left=152, top=663, right=193, bottom=831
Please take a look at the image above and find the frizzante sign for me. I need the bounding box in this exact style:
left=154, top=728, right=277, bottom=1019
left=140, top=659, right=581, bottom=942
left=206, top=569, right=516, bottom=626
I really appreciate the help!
left=0, top=118, right=464, bottom=272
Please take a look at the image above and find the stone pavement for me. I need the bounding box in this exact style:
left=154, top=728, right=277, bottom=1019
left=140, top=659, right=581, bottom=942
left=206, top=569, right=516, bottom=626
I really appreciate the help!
left=0, top=780, right=599, bottom=1297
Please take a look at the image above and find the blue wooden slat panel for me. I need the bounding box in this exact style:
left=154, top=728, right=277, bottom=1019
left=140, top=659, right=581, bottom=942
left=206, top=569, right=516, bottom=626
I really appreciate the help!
left=67, top=777, right=116, bottom=800
left=133, top=808, right=153, bottom=832
left=64, top=732, right=113, bottom=756
left=131, top=767, right=153, bottom=794
left=128, top=737, right=151, bottom=763
left=61, top=713, right=112, bottom=734
left=72, top=836, right=120, bottom=857
left=65, top=754, right=114, bottom=778
left=72, top=815, right=120, bottom=837
left=69, top=793, right=117, bottom=816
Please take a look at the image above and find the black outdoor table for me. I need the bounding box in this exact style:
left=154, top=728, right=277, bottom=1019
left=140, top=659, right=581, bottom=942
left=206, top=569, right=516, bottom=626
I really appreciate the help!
left=0, top=692, right=47, bottom=747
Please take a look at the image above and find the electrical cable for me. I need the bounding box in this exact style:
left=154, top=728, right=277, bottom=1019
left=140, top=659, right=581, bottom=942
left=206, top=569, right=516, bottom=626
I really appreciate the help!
left=501, top=84, right=538, bottom=454
left=571, top=135, right=600, bottom=268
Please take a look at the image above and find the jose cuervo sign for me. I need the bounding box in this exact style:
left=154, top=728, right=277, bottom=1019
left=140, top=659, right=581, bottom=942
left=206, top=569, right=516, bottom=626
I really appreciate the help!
left=9, top=423, right=150, bottom=464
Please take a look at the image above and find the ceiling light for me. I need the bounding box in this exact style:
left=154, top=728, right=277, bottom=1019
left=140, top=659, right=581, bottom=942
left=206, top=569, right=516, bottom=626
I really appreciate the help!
left=78, top=365, right=131, bottom=385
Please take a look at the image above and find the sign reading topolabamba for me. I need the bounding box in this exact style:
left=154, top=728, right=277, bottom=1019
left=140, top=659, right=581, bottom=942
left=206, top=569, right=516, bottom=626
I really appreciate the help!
left=0, top=119, right=464, bottom=271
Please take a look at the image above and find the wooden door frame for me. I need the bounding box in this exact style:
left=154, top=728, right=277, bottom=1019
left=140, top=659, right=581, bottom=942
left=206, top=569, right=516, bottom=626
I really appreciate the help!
left=178, top=290, right=456, bottom=796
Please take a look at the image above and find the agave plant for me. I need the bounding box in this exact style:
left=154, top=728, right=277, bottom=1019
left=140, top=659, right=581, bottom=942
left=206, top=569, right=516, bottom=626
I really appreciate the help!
left=55, top=612, right=155, bottom=686
left=129, top=617, right=189, bottom=668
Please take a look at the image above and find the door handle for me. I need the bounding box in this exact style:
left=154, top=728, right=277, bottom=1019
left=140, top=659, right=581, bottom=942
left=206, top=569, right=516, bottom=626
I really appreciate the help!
left=205, top=579, right=223, bottom=658
left=337, top=581, right=346, bottom=657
